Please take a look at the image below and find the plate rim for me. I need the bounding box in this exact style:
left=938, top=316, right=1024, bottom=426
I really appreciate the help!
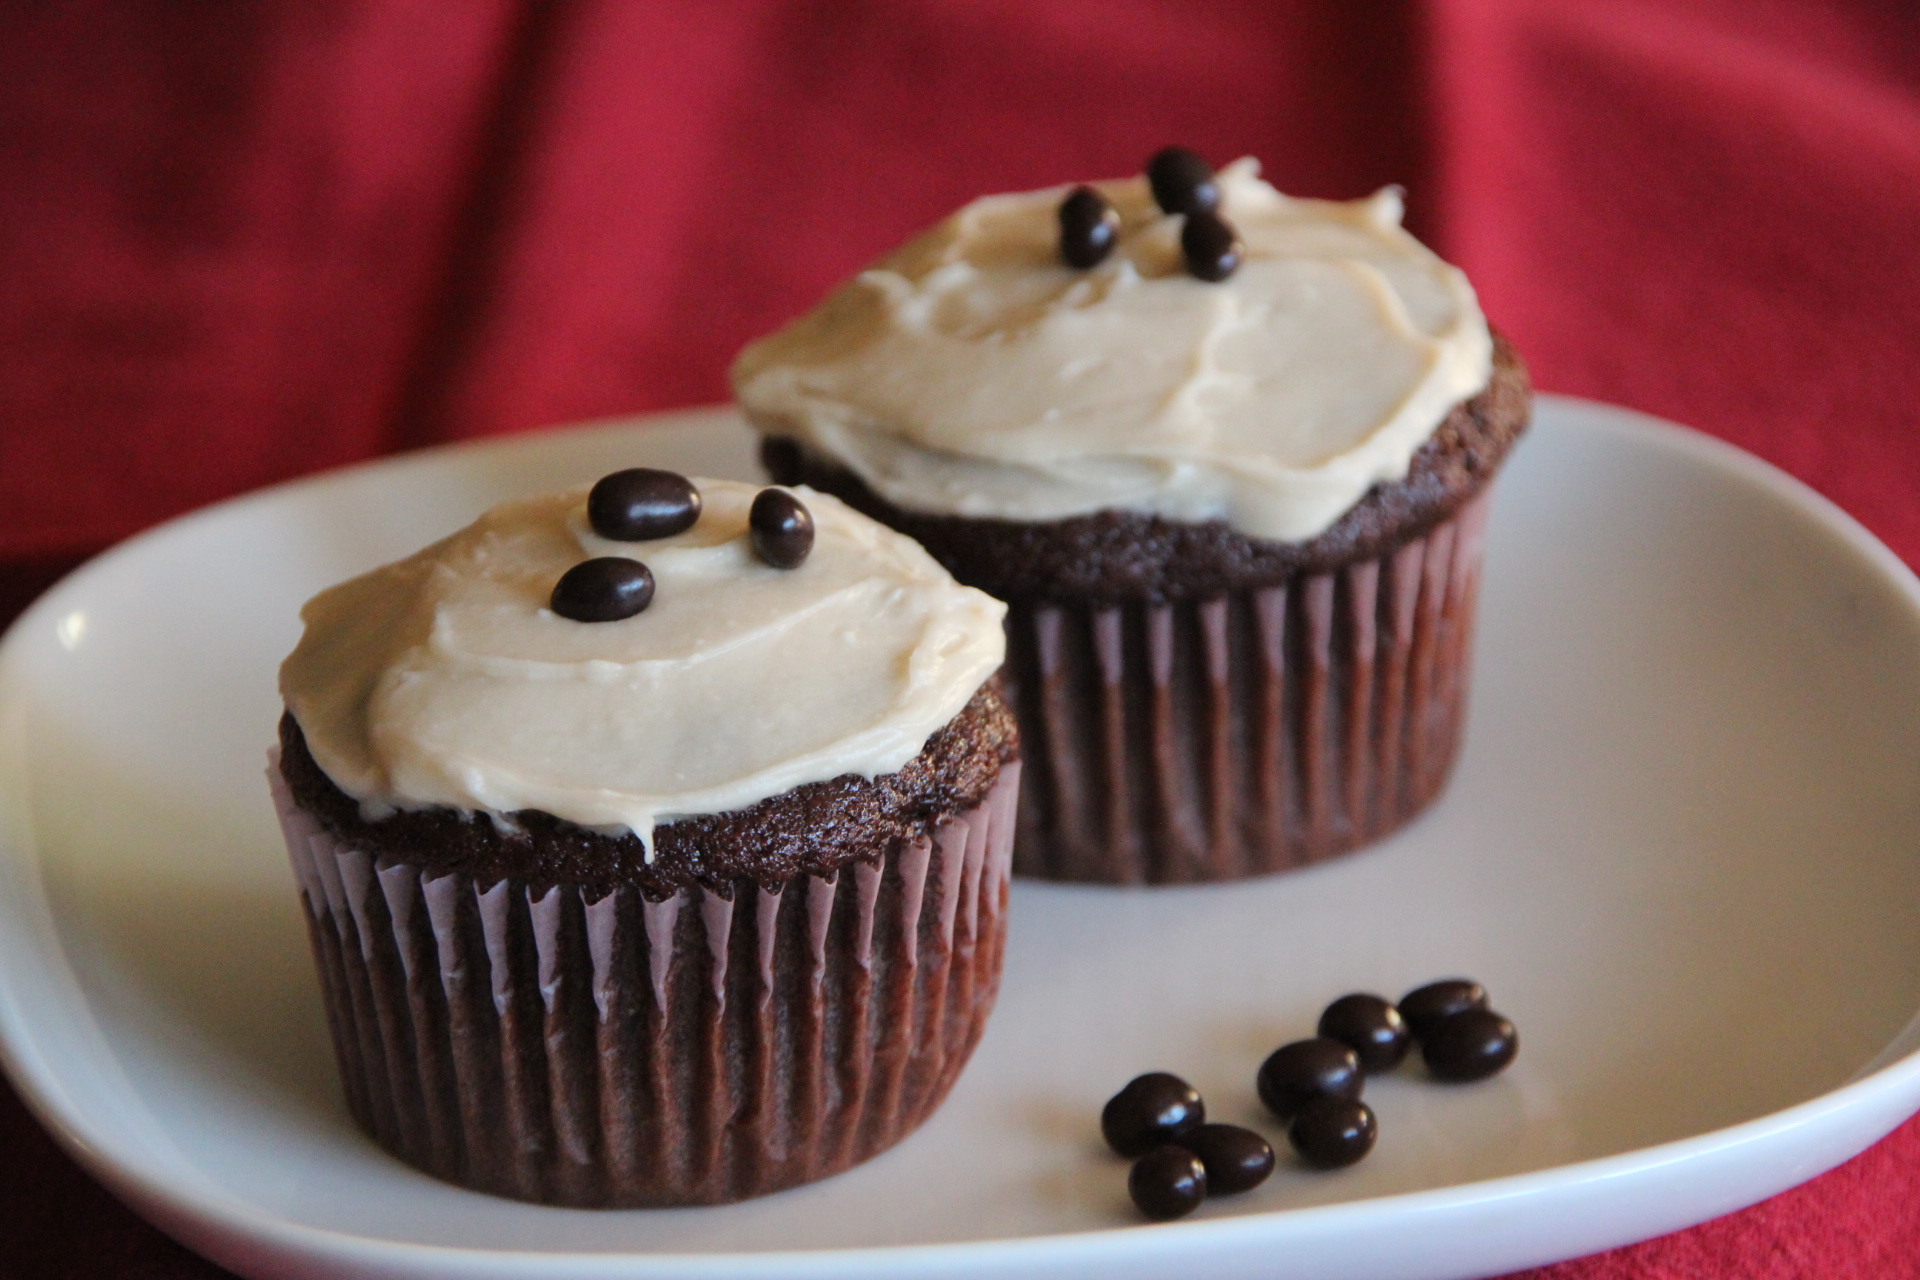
left=4, top=393, right=1920, bottom=1279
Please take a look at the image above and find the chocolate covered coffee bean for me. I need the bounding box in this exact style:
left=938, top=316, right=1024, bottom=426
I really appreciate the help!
left=588, top=468, right=701, bottom=541
left=1058, top=185, right=1120, bottom=269
left=1287, top=1097, right=1378, bottom=1170
left=1256, top=1038, right=1362, bottom=1121
left=750, top=488, right=814, bottom=569
left=1398, top=979, right=1490, bottom=1040
left=1181, top=209, right=1242, bottom=282
left=1175, top=1123, right=1274, bottom=1195
left=1102, top=1072, right=1205, bottom=1158
left=1319, top=993, right=1412, bottom=1073
left=1146, top=145, right=1219, bottom=215
left=1128, top=1146, right=1207, bottom=1221
left=551, top=557, right=654, bottom=622
left=1421, top=1008, right=1519, bottom=1082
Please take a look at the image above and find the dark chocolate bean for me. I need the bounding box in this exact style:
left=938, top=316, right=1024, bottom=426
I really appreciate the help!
left=1319, top=993, right=1412, bottom=1073
left=1256, top=1037, right=1363, bottom=1121
left=750, top=488, right=814, bottom=569
left=1174, top=1123, right=1273, bottom=1195
left=587, top=468, right=701, bottom=541
left=1101, top=1072, right=1205, bottom=1157
left=1287, top=1097, right=1378, bottom=1170
left=1146, top=145, right=1219, bottom=215
left=550, top=557, right=654, bottom=622
left=1181, top=209, right=1241, bottom=282
left=1128, top=1146, right=1207, bottom=1221
left=1399, top=979, right=1490, bottom=1040
left=1059, top=185, right=1120, bottom=269
left=1421, top=1008, right=1518, bottom=1082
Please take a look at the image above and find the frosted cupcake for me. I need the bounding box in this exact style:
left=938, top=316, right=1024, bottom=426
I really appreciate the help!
left=733, top=150, right=1528, bottom=884
left=271, top=472, right=1019, bottom=1205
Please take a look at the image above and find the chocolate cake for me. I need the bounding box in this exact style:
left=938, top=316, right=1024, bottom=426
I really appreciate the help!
left=270, top=474, right=1020, bottom=1206
left=733, top=151, right=1531, bottom=883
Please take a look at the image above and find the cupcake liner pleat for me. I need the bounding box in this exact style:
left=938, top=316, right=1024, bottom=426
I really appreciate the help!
left=1004, top=492, right=1490, bottom=883
left=268, top=761, right=1019, bottom=1207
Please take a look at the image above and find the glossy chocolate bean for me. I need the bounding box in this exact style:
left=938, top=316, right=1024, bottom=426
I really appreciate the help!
left=1318, top=993, right=1412, bottom=1073
left=1174, top=1123, right=1274, bottom=1195
left=749, top=488, right=814, bottom=569
left=1058, top=185, right=1120, bottom=269
left=550, top=557, right=654, bottom=622
left=1101, top=1072, right=1205, bottom=1157
left=1287, top=1097, right=1378, bottom=1170
left=1128, top=1146, right=1207, bottom=1221
left=1146, top=145, right=1219, bottom=215
left=1180, top=209, right=1241, bottom=282
left=1421, top=1008, right=1519, bottom=1082
left=587, top=468, right=701, bottom=541
left=1256, top=1037, right=1362, bottom=1121
left=1399, top=979, right=1490, bottom=1040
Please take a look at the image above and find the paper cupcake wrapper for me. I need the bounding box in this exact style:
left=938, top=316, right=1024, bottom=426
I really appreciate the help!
left=1004, top=492, right=1490, bottom=883
left=268, top=762, right=1020, bottom=1207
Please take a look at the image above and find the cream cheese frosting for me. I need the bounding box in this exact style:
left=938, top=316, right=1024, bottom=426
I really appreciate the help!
left=731, top=159, right=1493, bottom=543
left=279, top=479, right=1007, bottom=850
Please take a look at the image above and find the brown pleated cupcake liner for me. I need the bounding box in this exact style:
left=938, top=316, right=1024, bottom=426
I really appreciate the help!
left=1004, top=491, right=1491, bottom=883
left=268, top=761, right=1020, bottom=1207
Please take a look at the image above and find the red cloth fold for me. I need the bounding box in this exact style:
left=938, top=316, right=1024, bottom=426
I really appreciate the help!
left=4, top=2, right=1919, bottom=1275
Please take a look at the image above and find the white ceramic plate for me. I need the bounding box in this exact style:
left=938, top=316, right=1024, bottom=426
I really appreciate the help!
left=4, top=397, right=1920, bottom=1280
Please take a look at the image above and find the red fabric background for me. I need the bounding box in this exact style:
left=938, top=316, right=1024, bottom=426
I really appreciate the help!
left=4, top=2, right=1920, bottom=1276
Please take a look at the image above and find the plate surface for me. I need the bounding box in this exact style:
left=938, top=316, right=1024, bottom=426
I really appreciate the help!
left=4, top=397, right=1920, bottom=1280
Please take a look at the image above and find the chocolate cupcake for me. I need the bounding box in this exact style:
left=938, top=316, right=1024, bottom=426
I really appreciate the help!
left=271, top=475, right=1018, bottom=1206
left=732, top=155, right=1529, bottom=884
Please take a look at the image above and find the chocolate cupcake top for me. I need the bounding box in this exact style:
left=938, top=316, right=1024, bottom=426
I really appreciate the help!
left=731, top=158, right=1492, bottom=544
left=279, top=477, right=1006, bottom=853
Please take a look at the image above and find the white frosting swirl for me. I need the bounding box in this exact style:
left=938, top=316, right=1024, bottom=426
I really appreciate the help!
left=279, top=479, right=1007, bottom=850
left=731, top=159, right=1493, bottom=542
